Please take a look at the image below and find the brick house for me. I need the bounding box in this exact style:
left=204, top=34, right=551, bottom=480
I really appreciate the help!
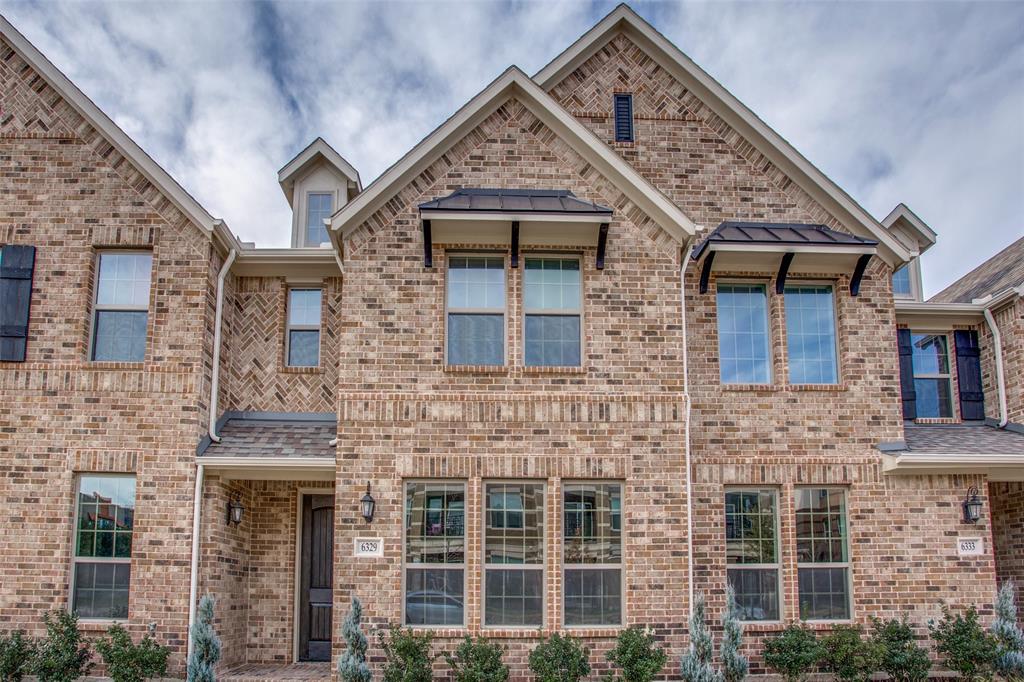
left=1, top=5, right=1021, bottom=681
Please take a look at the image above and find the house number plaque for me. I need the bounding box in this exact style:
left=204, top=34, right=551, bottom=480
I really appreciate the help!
left=958, top=537, right=984, bottom=556
left=354, top=537, right=384, bottom=558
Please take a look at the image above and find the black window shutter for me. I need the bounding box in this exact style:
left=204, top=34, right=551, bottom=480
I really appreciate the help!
left=896, top=328, right=916, bottom=420
left=614, top=94, right=634, bottom=142
left=0, top=245, right=36, bottom=362
left=954, top=329, right=985, bottom=420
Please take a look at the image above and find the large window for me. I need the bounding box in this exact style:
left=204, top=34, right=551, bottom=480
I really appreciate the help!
left=447, top=256, right=505, bottom=366
left=892, top=265, right=912, bottom=298
left=725, top=489, right=780, bottom=621
left=564, top=483, right=622, bottom=626
left=524, top=258, right=582, bottom=367
left=305, top=193, right=333, bottom=246
left=72, top=475, right=135, bottom=619
left=910, top=333, right=953, bottom=418
left=795, top=488, right=850, bottom=620
left=717, top=283, right=771, bottom=384
left=784, top=285, right=838, bottom=384
left=404, top=482, right=465, bottom=626
left=286, top=288, right=322, bottom=367
left=91, top=252, right=152, bottom=362
left=484, top=483, right=544, bottom=627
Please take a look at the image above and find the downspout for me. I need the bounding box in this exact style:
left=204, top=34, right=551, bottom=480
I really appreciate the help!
left=980, top=303, right=1009, bottom=428
left=186, top=462, right=205, bottom=662
left=208, top=249, right=237, bottom=443
left=328, top=217, right=343, bottom=447
left=680, top=240, right=695, bottom=616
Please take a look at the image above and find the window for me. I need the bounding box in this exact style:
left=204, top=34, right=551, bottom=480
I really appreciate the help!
left=305, top=193, right=333, bottom=246
left=524, top=258, right=581, bottom=367
left=795, top=488, right=850, bottom=620
left=564, top=483, right=622, bottom=626
left=725, top=489, right=780, bottom=621
left=717, top=283, right=771, bottom=384
left=72, top=475, right=135, bottom=619
left=784, top=285, right=838, bottom=384
left=892, top=265, right=912, bottom=298
left=484, top=483, right=544, bottom=626
left=447, top=256, right=505, bottom=366
left=91, top=252, right=152, bottom=362
left=614, top=93, right=634, bottom=142
left=911, top=333, right=953, bottom=418
left=286, top=288, right=322, bottom=367
left=404, top=482, right=465, bottom=626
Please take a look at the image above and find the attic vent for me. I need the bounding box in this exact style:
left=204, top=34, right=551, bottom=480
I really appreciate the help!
left=614, top=93, right=634, bottom=142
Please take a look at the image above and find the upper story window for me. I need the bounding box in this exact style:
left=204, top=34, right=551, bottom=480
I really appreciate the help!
left=524, top=257, right=582, bottom=367
left=784, top=285, right=838, bottom=385
left=286, top=288, right=322, bottom=367
left=910, top=333, right=952, bottom=418
left=717, top=283, right=771, bottom=384
left=614, top=93, right=634, bottom=142
left=564, top=482, right=623, bottom=626
left=447, top=256, right=505, bottom=366
left=305, top=193, right=333, bottom=246
left=91, top=252, right=152, bottom=362
left=795, top=488, right=850, bottom=621
left=484, top=482, right=544, bottom=627
left=404, top=481, right=465, bottom=626
left=892, top=265, right=912, bottom=298
left=72, top=474, right=135, bottom=619
left=726, top=488, right=780, bottom=622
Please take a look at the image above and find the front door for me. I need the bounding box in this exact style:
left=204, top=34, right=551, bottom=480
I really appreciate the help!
left=299, top=494, right=334, bottom=662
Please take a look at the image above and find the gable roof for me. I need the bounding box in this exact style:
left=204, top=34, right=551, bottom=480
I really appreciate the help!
left=278, top=136, right=362, bottom=206
left=881, top=203, right=937, bottom=255
left=534, top=4, right=913, bottom=266
left=330, top=66, right=697, bottom=247
left=0, top=14, right=238, bottom=251
left=930, top=236, right=1024, bottom=303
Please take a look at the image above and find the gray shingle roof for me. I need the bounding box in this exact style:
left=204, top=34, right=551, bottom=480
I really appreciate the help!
left=902, top=423, right=1024, bottom=455
left=418, top=188, right=612, bottom=215
left=930, top=236, right=1024, bottom=303
left=691, top=221, right=877, bottom=260
left=200, top=418, right=336, bottom=458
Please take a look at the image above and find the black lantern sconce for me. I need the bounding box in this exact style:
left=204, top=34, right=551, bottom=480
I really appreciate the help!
left=360, top=482, right=376, bottom=523
left=962, top=486, right=983, bottom=524
left=227, top=496, right=245, bottom=526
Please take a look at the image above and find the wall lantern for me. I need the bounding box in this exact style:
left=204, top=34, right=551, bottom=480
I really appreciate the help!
left=227, top=496, right=245, bottom=526
left=360, top=482, right=376, bottom=523
left=962, top=486, right=983, bottom=524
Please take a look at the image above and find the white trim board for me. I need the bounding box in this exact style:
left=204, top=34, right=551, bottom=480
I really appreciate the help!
left=882, top=453, right=1024, bottom=482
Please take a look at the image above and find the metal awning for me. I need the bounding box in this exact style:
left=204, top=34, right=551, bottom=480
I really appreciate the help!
left=691, top=222, right=878, bottom=296
left=418, top=188, right=612, bottom=269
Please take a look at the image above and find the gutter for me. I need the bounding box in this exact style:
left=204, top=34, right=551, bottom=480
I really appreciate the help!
left=208, top=249, right=237, bottom=443
left=680, top=239, right=695, bottom=617
left=973, top=284, right=1023, bottom=429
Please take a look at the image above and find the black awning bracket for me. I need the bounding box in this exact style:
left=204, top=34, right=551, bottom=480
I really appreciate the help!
left=850, top=253, right=872, bottom=296
left=596, top=222, right=609, bottom=270
left=775, top=252, right=794, bottom=294
left=698, top=250, right=716, bottom=294
left=510, top=221, right=520, bottom=268
left=422, top=219, right=433, bottom=268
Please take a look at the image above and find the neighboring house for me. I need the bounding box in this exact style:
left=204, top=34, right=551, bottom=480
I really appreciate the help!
left=0, top=5, right=1020, bottom=681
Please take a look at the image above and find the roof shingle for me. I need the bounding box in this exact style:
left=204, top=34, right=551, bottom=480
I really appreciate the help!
left=930, top=237, right=1024, bottom=303
left=901, top=423, right=1024, bottom=455
left=200, top=418, right=336, bottom=459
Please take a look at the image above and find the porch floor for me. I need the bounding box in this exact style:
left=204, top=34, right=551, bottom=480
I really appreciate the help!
left=220, top=663, right=332, bottom=682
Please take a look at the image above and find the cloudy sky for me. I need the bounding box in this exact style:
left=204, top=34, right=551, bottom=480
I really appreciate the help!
left=2, top=1, right=1021, bottom=296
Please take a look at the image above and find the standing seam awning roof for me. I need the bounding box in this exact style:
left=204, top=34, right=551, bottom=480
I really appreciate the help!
left=418, top=188, right=613, bottom=216
left=691, top=221, right=878, bottom=260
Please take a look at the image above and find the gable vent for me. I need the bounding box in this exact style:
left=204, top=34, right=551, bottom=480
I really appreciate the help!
left=614, top=93, right=634, bottom=142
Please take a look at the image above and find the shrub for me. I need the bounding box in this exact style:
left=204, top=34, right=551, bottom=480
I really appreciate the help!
left=379, top=626, right=435, bottom=682
left=991, top=582, right=1024, bottom=680
left=605, top=626, right=667, bottom=682
left=94, top=624, right=169, bottom=682
left=187, top=595, right=221, bottom=682
left=819, top=624, right=881, bottom=682
left=32, top=610, right=92, bottom=682
left=680, top=592, right=723, bottom=682
left=763, top=623, right=822, bottom=682
left=929, top=605, right=998, bottom=682
left=529, top=633, right=590, bottom=682
left=870, top=616, right=931, bottom=682
left=445, top=636, right=509, bottom=682
left=0, top=630, right=37, bottom=682
left=337, top=597, right=370, bottom=682
left=721, top=586, right=749, bottom=682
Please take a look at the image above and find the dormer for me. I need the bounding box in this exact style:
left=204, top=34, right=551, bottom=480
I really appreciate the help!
left=882, top=203, right=937, bottom=302
left=278, top=138, right=361, bottom=248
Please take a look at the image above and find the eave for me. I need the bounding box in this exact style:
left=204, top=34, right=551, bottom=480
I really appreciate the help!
left=198, top=456, right=336, bottom=481
left=882, top=453, right=1024, bottom=482
left=232, top=247, right=343, bottom=278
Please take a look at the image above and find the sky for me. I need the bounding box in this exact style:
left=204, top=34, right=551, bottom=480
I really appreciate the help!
left=1, top=0, right=1022, bottom=297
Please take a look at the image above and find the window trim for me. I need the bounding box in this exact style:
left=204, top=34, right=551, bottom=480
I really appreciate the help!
left=88, top=250, right=152, bottom=363
left=522, top=254, right=584, bottom=368
left=284, top=287, right=323, bottom=368
left=725, top=486, right=783, bottom=624
left=304, top=191, right=334, bottom=247
left=783, top=281, right=841, bottom=385
left=444, top=252, right=508, bottom=367
left=401, top=479, right=468, bottom=629
left=561, top=480, right=626, bottom=629
left=715, top=280, right=774, bottom=385
left=69, top=473, right=135, bottom=623
left=908, top=330, right=955, bottom=419
left=481, top=479, right=547, bottom=629
left=794, top=486, right=853, bottom=623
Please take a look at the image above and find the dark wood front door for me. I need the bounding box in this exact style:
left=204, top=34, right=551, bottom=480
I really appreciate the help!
left=299, top=494, right=334, bottom=662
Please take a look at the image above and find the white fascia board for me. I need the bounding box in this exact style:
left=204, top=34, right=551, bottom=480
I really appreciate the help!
left=533, top=5, right=913, bottom=266
left=232, top=247, right=343, bottom=277
left=882, top=453, right=1024, bottom=481
left=330, top=66, right=696, bottom=245
left=278, top=137, right=362, bottom=190
left=199, top=456, right=336, bottom=482
left=882, top=203, right=938, bottom=252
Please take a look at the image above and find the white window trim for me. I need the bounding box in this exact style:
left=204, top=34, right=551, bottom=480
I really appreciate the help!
left=783, top=282, right=841, bottom=385
left=522, top=254, right=584, bottom=368
left=285, top=287, right=323, bottom=368
left=562, top=480, right=626, bottom=629
left=444, top=252, right=508, bottom=367
left=725, top=486, right=783, bottom=624
left=715, top=280, right=773, bottom=385
left=482, top=480, right=546, bottom=629
left=401, top=479, right=467, bottom=629
left=88, top=250, right=152, bottom=363
left=909, top=330, right=955, bottom=418
left=794, top=486, right=853, bottom=622
left=304, top=191, right=334, bottom=248
left=893, top=259, right=925, bottom=302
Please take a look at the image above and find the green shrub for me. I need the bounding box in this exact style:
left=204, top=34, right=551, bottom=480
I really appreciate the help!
left=529, top=633, right=590, bottom=682
left=870, top=617, right=931, bottom=682
left=445, top=636, right=508, bottom=682
left=991, top=582, right=1024, bottom=680
left=680, top=592, right=722, bottom=682
left=763, top=623, right=822, bottom=682
left=337, top=598, right=370, bottom=682
left=929, top=605, right=999, bottom=682
left=721, top=586, right=749, bottom=682
left=819, top=624, right=880, bottom=682
left=94, top=624, right=169, bottom=682
left=32, top=610, right=92, bottom=682
left=605, top=626, right=667, bottom=682
left=186, top=595, right=221, bottom=682
left=379, top=626, right=435, bottom=682
left=0, top=630, right=37, bottom=682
